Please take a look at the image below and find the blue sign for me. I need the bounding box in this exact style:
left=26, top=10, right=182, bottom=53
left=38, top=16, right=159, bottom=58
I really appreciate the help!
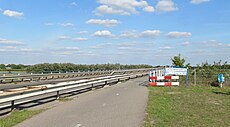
left=218, top=74, right=225, bottom=83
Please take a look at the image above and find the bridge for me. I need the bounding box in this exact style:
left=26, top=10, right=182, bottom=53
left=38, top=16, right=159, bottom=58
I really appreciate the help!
left=0, top=68, right=152, bottom=124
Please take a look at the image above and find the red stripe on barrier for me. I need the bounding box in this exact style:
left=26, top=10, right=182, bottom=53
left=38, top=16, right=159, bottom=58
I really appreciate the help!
left=164, top=82, right=172, bottom=86
left=150, top=76, right=175, bottom=80
left=149, top=82, right=157, bottom=86
left=150, top=76, right=157, bottom=80
left=164, top=76, right=172, bottom=80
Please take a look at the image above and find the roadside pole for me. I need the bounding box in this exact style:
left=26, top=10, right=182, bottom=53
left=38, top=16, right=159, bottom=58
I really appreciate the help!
left=186, top=68, right=189, bottom=89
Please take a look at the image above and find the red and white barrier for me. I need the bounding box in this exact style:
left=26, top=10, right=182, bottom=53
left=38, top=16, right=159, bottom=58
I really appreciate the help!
left=149, top=82, right=179, bottom=86
left=149, top=75, right=179, bottom=86
left=149, top=76, right=179, bottom=80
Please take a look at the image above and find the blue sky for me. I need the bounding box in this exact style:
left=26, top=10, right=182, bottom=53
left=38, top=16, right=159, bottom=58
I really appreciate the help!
left=0, top=0, right=229, bottom=65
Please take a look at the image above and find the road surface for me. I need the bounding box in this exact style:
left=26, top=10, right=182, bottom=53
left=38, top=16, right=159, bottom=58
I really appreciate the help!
left=15, top=77, right=148, bottom=127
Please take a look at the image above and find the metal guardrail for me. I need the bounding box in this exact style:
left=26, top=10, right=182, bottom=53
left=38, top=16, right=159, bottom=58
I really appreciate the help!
left=0, top=68, right=152, bottom=84
left=0, top=73, right=147, bottom=112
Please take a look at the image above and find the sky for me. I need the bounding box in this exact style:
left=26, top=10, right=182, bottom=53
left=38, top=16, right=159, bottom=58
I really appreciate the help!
left=0, top=0, right=229, bottom=66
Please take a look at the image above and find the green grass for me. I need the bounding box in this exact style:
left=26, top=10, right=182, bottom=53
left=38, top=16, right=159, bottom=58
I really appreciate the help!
left=143, top=85, right=230, bottom=127
left=58, top=97, right=73, bottom=102
left=0, top=109, right=44, bottom=127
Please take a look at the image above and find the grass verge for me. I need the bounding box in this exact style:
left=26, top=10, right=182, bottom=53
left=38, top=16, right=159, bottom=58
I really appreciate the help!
left=143, top=85, right=230, bottom=127
left=58, top=97, right=73, bottom=102
left=0, top=109, right=44, bottom=127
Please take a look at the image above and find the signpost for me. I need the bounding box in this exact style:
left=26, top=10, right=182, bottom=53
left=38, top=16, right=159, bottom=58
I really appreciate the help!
left=218, top=74, right=224, bottom=88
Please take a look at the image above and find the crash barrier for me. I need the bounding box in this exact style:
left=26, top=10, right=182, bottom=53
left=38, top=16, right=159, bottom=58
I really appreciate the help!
left=0, top=68, right=152, bottom=84
left=0, top=73, right=147, bottom=112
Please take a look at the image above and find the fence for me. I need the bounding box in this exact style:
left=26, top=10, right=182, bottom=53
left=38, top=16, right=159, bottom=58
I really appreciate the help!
left=181, top=69, right=230, bottom=86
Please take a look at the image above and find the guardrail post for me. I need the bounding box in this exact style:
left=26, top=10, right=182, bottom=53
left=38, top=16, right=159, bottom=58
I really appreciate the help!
left=56, top=91, right=60, bottom=99
left=105, top=81, right=107, bottom=85
left=11, top=100, right=15, bottom=111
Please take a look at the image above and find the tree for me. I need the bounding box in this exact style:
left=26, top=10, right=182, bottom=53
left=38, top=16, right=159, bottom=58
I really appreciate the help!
left=171, top=54, right=186, bottom=67
left=0, top=64, right=6, bottom=69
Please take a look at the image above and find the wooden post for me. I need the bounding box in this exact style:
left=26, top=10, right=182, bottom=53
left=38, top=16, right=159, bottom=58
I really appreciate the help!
left=194, top=69, right=196, bottom=86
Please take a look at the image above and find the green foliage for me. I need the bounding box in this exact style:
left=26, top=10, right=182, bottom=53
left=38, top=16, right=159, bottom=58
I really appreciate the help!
left=0, top=64, right=28, bottom=70
left=26, top=63, right=153, bottom=73
left=0, top=64, right=6, bottom=69
left=171, top=54, right=186, bottom=67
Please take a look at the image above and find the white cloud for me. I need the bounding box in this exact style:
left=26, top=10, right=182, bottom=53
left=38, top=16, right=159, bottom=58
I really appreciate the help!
left=156, top=0, right=178, bottom=12
left=190, top=0, right=210, bottom=4
left=0, top=38, right=24, bottom=45
left=58, top=36, right=88, bottom=42
left=72, top=37, right=88, bottom=41
left=160, top=46, right=173, bottom=49
left=143, top=6, right=155, bottom=12
left=117, top=42, right=137, bottom=48
left=3, top=10, right=24, bottom=17
left=166, top=31, right=192, bottom=38
left=95, top=0, right=154, bottom=15
left=60, top=23, right=74, bottom=27
left=179, top=41, right=191, bottom=46
left=141, top=30, right=161, bottom=37
left=120, top=31, right=139, bottom=38
left=86, top=19, right=120, bottom=27
left=93, top=30, right=115, bottom=37
left=90, top=43, right=113, bottom=49
left=95, top=5, right=130, bottom=15
left=63, top=47, right=80, bottom=50
left=77, top=31, right=88, bottom=34
left=200, top=40, right=223, bottom=47
left=70, top=2, right=77, bottom=6
left=120, top=30, right=161, bottom=38
left=58, top=36, right=71, bottom=40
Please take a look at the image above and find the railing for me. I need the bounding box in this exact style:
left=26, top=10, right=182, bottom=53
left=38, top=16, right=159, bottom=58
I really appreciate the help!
left=0, top=72, right=148, bottom=114
left=0, top=68, right=153, bottom=84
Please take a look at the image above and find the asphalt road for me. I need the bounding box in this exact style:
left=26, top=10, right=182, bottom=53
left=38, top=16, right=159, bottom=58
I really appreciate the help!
left=15, top=77, right=148, bottom=127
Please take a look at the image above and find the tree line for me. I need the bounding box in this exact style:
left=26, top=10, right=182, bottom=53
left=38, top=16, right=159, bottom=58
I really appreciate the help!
left=171, top=54, right=230, bottom=69
left=0, top=64, right=28, bottom=70
left=25, top=63, right=153, bottom=73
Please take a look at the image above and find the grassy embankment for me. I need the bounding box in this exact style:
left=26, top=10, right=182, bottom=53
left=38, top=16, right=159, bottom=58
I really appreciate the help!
left=0, top=109, right=44, bottom=127
left=143, top=85, right=230, bottom=127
